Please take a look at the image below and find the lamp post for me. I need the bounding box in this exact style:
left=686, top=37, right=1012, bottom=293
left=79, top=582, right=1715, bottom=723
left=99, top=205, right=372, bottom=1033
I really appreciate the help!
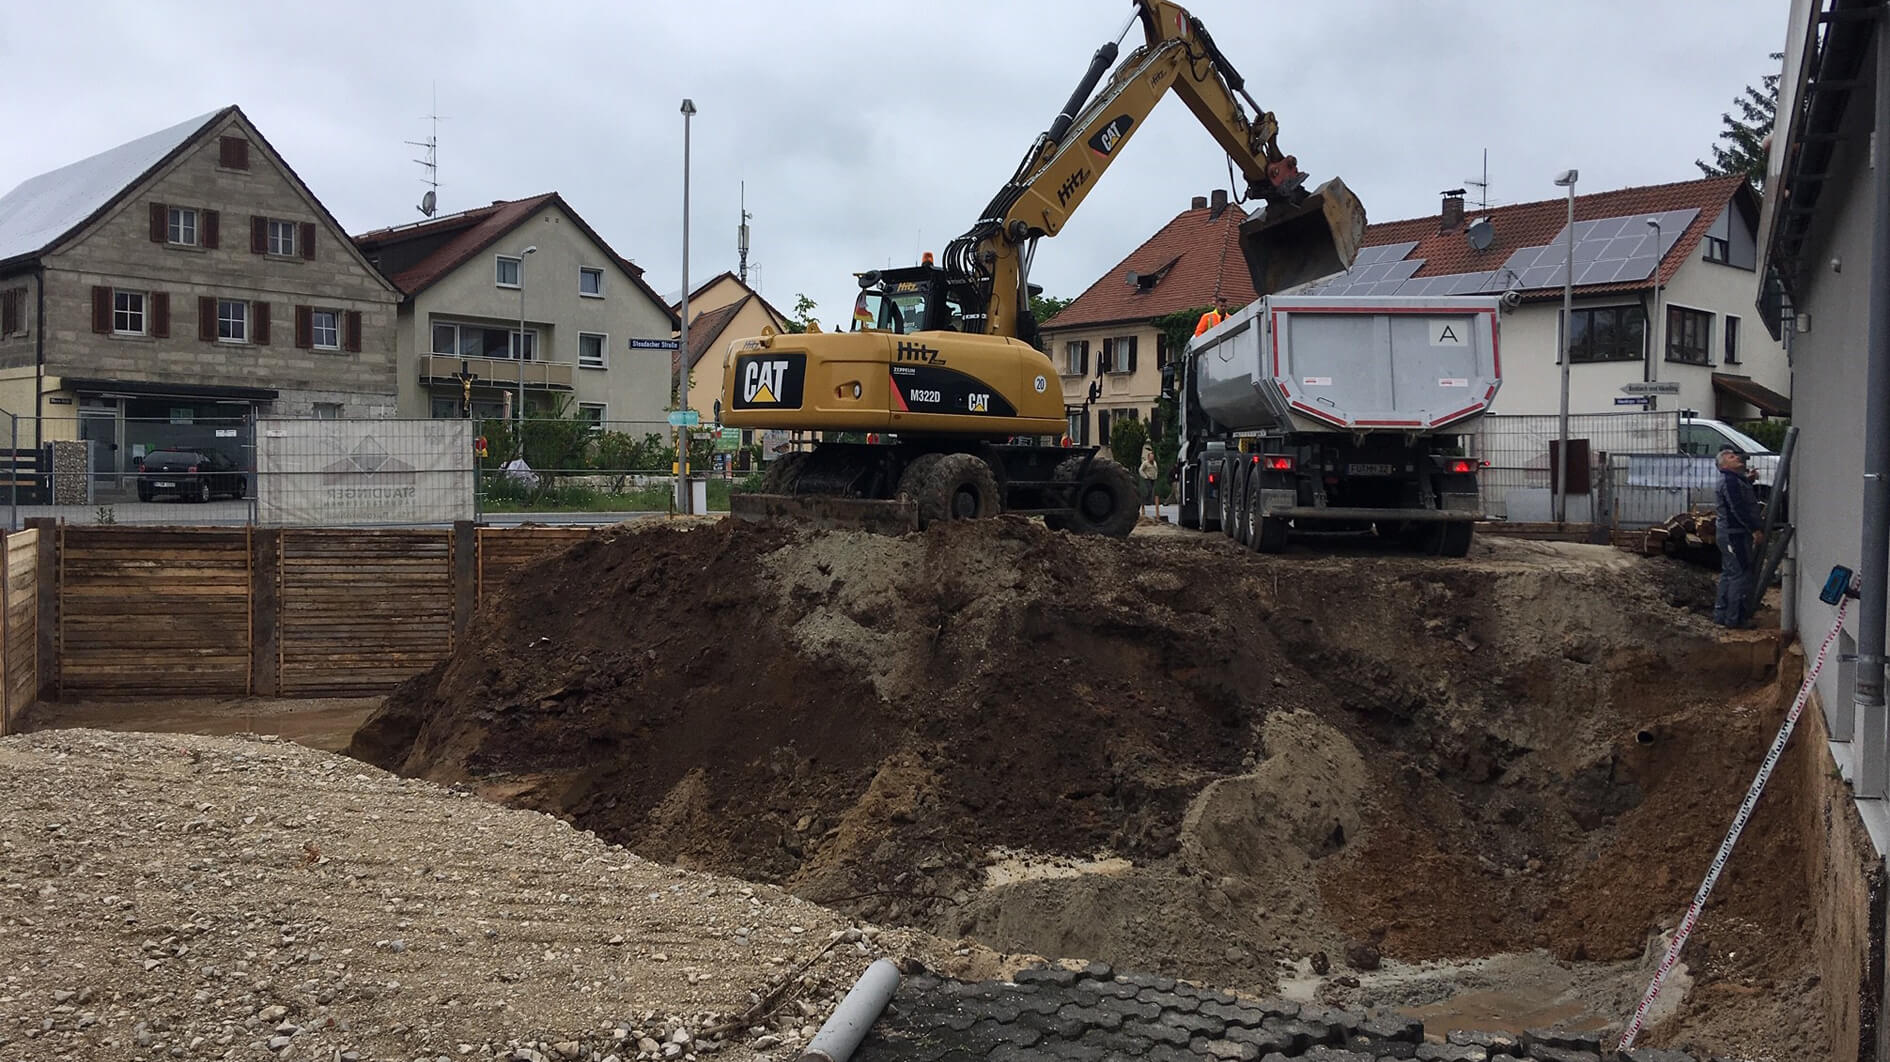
left=1646, top=218, right=1662, bottom=412
left=1552, top=169, right=1578, bottom=525
left=515, top=244, right=537, bottom=452
left=677, top=97, right=697, bottom=514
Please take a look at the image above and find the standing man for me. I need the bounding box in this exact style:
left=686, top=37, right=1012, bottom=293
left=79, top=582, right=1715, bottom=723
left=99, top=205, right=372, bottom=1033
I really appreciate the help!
left=1713, top=448, right=1765, bottom=628
left=1194, top=297, right=1229, bottom=337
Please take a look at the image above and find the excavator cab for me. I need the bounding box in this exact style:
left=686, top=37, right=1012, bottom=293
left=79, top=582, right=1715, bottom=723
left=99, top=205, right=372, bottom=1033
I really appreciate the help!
left=852, top=265, right=977, bottom=334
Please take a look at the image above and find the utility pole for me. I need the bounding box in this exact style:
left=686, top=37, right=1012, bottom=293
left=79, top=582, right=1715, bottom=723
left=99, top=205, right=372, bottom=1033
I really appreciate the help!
left=677, top=98, right=697, bottom=514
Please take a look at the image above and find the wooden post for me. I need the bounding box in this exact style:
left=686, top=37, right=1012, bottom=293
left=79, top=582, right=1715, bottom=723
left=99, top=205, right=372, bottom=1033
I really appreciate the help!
left=452, top=520, right=477, bottom=639
left=251, top=528, right=281, bottom=696
left=25, top=517, right=54, bottom=703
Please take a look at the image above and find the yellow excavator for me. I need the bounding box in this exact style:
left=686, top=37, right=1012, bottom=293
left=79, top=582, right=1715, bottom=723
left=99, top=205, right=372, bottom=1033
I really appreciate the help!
left=721, top=0, right=1365, bottom=536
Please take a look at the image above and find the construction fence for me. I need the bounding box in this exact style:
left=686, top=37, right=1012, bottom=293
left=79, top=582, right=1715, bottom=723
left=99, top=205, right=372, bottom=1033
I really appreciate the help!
left=0, top=415, right=768, bottom=528
left=1468, top=411, right=1729, bottom=529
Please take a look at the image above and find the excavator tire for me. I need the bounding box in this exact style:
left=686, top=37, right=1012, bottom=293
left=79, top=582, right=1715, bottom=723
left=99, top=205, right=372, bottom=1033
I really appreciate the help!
left=1050, top=455, right=1138, bottom=538
left=910, top=452, right=1001, bottom=528
left=758, top=451, right=811, bottom=494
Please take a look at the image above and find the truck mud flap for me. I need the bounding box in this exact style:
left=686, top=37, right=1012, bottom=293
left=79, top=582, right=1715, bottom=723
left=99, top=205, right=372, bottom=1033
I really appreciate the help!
left=729, top=493, right=920, bottom=536
left=1240, top=176, right=1368, bottom=294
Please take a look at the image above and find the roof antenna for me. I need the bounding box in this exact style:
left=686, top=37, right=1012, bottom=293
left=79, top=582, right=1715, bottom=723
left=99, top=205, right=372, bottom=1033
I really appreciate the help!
left=737, top=181, right=752, bottom=284
left=407, top=83, right=444, bottom=217
left=1464, top=147, right=1489, bottom=212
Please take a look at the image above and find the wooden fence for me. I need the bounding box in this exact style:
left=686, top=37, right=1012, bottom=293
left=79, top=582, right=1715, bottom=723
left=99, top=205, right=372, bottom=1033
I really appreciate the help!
left=0, top=528, right=39, bottom=733
left=23, top=520, right=594, bottom=703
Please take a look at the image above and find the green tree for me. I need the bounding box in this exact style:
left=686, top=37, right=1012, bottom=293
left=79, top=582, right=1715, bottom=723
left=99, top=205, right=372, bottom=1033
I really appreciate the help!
left=1028, top=293, right=1073, bottom=352
left=782, top=293, right=819, bottom=333
left=1109, top=416, right=1149, bottom=480
left=1697, top=53, right=1782, bottom=189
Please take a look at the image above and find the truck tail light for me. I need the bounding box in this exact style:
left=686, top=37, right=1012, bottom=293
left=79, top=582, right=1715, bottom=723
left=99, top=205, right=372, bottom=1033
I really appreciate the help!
left=1447, top=458, right=1475, bottom=474
left=1207, top=472, right=1217, bottom=485
left=1264, top=455, right=1294, bottom=472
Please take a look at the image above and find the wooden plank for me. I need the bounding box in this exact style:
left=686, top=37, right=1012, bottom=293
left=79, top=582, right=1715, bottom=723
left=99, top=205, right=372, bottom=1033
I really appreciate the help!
left=250, top=527, right=277, bottom=697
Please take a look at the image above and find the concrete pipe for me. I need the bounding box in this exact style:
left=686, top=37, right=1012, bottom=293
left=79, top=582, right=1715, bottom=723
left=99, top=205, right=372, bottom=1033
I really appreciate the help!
left=797, top=957, right=901, bottom=1062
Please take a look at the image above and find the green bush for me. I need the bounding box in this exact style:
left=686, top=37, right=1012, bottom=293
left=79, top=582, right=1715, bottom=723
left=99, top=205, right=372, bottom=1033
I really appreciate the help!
left=1738, top=418, right=1790, bottom=452
left=1110, top=417, right=1149, bottom=474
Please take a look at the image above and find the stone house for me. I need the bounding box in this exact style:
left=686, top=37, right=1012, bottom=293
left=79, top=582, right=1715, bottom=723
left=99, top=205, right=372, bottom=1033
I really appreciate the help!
left=352, top=194, right=678, bottom=427
left=0, top=105, right=402, bottom=473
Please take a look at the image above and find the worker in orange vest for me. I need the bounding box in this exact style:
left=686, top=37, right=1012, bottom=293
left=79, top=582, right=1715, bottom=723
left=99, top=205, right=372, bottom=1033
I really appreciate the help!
left=1194, top=297, right=1230, bottom=337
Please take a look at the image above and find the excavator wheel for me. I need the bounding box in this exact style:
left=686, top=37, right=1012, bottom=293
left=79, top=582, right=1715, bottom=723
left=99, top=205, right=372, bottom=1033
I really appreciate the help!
left=909, top=452, right=1001, bottom=527
left=759, top=451, right=811, bottom=494
left=1050, top=455, right=1138, bottom=538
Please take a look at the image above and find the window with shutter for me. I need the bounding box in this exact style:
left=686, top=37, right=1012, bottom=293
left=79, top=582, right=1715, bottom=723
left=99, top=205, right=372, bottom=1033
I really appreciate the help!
left=344, top=310, right=362, bottom=352
left=1127, top=335, right=1138, bottom=374
left=295, top=305, right=313, bottom=349
left=219, top=136, right=249, bottom=170
left=149, top=203, right=166, bottom=242
left=300, top=222, right=316, bottom=260
left=202, top=210, right=220, bottom=250
left=198, top=297, right=217, bottom=341
left=1100, top=338, right=1113, bottom=374
left=254, top=302, right=271, bottom=345
left=250, top=217, right=268, bottom=255
left=152, top=293, right=170, bottom=338
left=92, top=287, right=112, bottom=334
left=1, top=290, right=16, bottom=336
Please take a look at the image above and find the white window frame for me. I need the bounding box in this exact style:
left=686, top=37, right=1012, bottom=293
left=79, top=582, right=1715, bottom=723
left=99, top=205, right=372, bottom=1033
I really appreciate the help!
left=578, top=267, right=604, bottom=298
left=267, top=219, right=297, bottom=256
left=577, top=402, right=607, bottom=432
left=112, top=289, right=146, bottom=336
left=495, top=256, right=521, bottom=288
left=312, top=402, right=341, bottom=420
left=1063, top=339, right=1087, bottom=376
left=430, top=320, right=538, bottom=360
left=311, top=309, right=340, bottom=350
left=167, top=207, right=198, bottom=246
left=577, top=331, right=608, bottom=370
left=1104, top=334, right=1136, bottom=375
left=217, top=299, right=248, bottom=344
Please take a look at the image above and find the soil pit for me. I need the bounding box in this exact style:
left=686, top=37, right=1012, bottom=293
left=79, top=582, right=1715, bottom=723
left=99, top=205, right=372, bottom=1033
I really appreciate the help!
left=351, top=518, right=1821, bottom=1058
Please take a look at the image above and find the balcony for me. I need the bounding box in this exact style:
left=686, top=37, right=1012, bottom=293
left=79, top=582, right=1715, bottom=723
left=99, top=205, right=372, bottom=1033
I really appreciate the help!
left=419, top=353, right=574, bottom=391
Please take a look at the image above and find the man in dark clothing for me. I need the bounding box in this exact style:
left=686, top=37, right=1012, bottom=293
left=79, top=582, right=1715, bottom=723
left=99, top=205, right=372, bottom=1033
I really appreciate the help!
left=1714, top=448, right=1765, bottom=627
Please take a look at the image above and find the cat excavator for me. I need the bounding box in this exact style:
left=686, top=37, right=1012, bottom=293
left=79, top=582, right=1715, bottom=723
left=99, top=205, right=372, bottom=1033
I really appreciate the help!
left=721, top=0, right=1365, bottom=536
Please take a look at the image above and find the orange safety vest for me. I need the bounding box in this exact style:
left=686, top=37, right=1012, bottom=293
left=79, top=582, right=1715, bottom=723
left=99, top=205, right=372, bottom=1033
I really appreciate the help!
left=1194, top=308, right=1225, bottom=336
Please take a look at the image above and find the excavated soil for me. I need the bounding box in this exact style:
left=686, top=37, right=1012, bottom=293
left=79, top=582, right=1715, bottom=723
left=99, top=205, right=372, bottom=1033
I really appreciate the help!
left=351, top=519, right=1821, bottom=1056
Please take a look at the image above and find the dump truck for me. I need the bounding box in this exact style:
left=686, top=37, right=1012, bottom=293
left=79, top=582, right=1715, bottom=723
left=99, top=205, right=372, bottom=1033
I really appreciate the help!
left=719, top=0, right=1366, bottom=536
left=1169, top=295, right=1503, bottom=555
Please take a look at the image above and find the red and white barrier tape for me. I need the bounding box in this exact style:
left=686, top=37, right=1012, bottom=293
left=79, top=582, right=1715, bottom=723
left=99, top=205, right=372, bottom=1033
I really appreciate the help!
left=1617, top=597, right=1851, bottom=1051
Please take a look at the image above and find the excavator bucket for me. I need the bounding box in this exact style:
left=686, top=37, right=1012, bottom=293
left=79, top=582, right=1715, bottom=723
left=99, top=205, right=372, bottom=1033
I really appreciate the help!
left=1239, top=177, right=1368, bottom=294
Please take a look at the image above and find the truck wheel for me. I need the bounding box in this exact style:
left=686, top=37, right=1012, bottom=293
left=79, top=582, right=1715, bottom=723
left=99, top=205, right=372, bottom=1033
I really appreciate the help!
left=760, top=452, right=811, bottom=493
left=1053, top=456, right=1138, bottom=538
left=912, top=453, right=1000, bottom=526
left=1435, top=521, right=1474, bottom=558
left=1255, top=515, right=1290, bottom=553
left=1220, top=470, right=1238, bottom=538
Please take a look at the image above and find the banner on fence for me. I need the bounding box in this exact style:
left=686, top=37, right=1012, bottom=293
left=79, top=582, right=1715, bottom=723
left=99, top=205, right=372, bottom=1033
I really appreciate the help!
left=256, top=419, right=474, bottom=525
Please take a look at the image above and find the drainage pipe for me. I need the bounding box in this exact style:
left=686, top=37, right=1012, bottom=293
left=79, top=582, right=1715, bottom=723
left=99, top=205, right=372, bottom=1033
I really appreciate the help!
left=1854, top=23, right=1890, bottom=800
left=798, top=958, right=901, bottom=1062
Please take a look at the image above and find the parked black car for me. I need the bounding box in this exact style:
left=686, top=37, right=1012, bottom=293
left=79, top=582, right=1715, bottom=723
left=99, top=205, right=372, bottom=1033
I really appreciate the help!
left=137, top=448, right=247, bottom=502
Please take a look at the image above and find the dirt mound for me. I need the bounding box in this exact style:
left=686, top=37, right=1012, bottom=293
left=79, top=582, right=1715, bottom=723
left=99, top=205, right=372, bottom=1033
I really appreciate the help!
left=352, top=519, right=1813, bottom=1021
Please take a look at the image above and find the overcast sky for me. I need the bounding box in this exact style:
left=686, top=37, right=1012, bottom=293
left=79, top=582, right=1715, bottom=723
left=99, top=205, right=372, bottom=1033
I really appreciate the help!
left=4, top=1, right=1783, bottom=329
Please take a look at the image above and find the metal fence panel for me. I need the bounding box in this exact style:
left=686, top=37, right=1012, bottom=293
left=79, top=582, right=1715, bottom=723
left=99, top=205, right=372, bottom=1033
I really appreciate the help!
left=257, top=418, right=473, bottom=526
left=1470, top=412, right=1679, bottom=521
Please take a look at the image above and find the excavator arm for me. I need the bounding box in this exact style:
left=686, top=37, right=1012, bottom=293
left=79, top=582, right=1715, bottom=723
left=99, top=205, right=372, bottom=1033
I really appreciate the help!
left=943, top=0, right=1365, bottom=342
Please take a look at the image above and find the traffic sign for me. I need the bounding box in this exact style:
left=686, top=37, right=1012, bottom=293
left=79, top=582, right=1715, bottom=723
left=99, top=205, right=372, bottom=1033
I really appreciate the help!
left=1615, top=396, right=1650, bottom=406
left=1621, top=381, right=1681, bottom=395
left=667, top=409, right=701, bottom=427
left=631, top=337, right=681, bottom=350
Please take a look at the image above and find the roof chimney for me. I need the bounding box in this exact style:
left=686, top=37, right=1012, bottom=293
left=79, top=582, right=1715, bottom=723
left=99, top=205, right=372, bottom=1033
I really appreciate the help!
left=1440, top=188, right=1466, bottom=233
left=1209, top=189, right=1229, bottom=220
left=1191, top=195, right=1209, bottom=210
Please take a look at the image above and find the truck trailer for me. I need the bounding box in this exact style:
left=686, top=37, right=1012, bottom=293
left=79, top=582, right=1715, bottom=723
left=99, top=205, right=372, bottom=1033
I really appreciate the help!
left=1169, top=295, right=1503, bottom=555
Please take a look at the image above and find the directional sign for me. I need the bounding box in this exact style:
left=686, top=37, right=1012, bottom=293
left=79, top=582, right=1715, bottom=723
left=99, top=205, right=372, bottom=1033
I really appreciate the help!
left=667, top=409, right=701, bottom=427
left=1614, top=396, right=1650, bottom=406
left=1621, top=381, right=1681, bottom=395
left=631, top=337, right=681, bottom=351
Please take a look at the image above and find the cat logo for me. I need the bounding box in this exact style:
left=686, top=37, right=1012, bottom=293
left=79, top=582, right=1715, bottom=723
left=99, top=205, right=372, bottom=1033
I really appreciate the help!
left=968, top=393, right=991, bottom=413
left=1087, top=115, right=1134, bottom=158
left=742, top=359, right=789, bottom=404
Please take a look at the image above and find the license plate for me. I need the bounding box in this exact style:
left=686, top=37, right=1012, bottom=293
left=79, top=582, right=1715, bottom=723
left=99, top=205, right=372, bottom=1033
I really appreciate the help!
left=154, top=481, right=176, bottom=488
left=1348, top=463, right=1395, bottom=476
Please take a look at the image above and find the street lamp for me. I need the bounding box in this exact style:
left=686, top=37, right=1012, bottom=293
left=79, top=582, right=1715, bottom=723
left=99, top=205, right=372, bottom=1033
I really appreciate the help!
left=1645, top=218, right=1663, bottom=410
left=515, top=244, right=538, bottom=451
left=1553, top=169, right=1578, bottom=525
left=677, top=97, right=696, bottom=514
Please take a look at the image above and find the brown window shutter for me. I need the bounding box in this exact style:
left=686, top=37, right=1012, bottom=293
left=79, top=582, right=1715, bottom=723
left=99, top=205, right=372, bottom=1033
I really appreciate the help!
left=92, top=287, right=112, bottom=333
left=1, top=290, right=16, bottom=335
left=294, top=305, right=313, bottom=349
left=1127, top=335, right=1138, bottom=374
left=250, top=216, right=267, bottom=255
left=299, top=222, right=316, bottom=260
left=253, top=301, right=271, bottom=345
left=219, top=136, right=249, bottom=170
left=149, top=203, right=167, bottom=242
left=202, top=210, right=220, bottom=250
left=151, top=293, right=170, bottom=338
left=344, top=310, right=362, bottom=352
left=199, top=296, right=217, bottom=341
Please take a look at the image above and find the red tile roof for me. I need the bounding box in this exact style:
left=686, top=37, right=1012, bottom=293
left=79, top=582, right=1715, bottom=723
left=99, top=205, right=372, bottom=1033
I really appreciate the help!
left=352, top=193, right=679, bottom=327
left=1356, top=176, right=1751, bottom=300
left=1043, top=202, right=1258, bottom=332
